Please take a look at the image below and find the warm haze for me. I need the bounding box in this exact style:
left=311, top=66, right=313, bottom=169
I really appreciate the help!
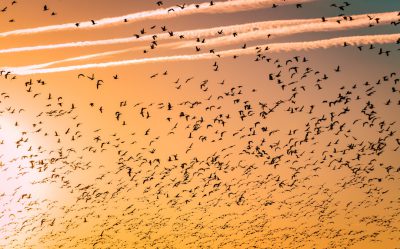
left=0, top=0, right=399, bottom=248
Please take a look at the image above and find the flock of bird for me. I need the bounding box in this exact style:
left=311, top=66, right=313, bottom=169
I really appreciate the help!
left=0, top=0, right=399, bottom=248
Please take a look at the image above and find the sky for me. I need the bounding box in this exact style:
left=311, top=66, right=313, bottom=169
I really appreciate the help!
left=0, top=0, right=399, bottom=248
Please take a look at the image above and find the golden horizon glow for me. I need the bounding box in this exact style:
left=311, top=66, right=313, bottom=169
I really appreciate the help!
left=0, top=0, right=399, bottom=248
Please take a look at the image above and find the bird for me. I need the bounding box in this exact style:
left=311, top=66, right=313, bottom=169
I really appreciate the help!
left=96, top=80, right=103, bottom=89
left=0, top=3, right=398, bottom=249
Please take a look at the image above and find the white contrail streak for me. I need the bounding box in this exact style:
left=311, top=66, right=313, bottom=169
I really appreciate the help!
left=12, top=49, right=132, bottom=71
left=1, top=11, right=397, bottom=54
left=5, top=34, right=399, bottom=75
left=178, top=11, right=400, bottom=48
left=0, top=19, right=312, bottom=54
left=0, top=0, right=316, bottom=37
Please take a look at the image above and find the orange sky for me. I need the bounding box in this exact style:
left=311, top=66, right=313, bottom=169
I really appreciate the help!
left=0, top=0, right=399, bottom=248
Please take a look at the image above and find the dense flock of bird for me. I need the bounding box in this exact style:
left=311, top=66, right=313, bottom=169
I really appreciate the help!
left=0, top=0, right=399, bottom=248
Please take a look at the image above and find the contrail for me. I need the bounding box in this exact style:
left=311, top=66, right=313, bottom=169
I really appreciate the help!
left=0, top=0, right=316, bottom=37
left=10, top=49, right=131, bottom=71
left=5, top=34, right=399, bottom=75
left=178, top=11, right=400, bottom=48
left=0, top=18, right=313, bottom=54
left=1, top=11, right=397, bottom=54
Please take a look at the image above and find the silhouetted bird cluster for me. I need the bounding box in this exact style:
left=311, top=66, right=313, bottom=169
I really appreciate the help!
left=0, top=1, right=399, bottom=248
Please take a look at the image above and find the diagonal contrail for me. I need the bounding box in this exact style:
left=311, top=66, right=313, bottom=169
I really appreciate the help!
left=0, top=18, right=315, bottom=54
left=11, top=49, right=132, bottom=71
left=5, top=33, right=399, bottom=75
left=0, top=18, right=312, bottom=54
left=177, top=11, right=400, bottom=48
left=0, top=11, right=397, bottom=54
left=0, top=0, right=316, bottom=37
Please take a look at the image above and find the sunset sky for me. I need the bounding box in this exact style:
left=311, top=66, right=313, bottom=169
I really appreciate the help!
left=0, top=0, right=399, bottom=248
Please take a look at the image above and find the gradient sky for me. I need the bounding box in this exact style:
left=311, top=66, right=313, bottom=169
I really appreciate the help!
left=0, top=0, right=399, bottom=248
